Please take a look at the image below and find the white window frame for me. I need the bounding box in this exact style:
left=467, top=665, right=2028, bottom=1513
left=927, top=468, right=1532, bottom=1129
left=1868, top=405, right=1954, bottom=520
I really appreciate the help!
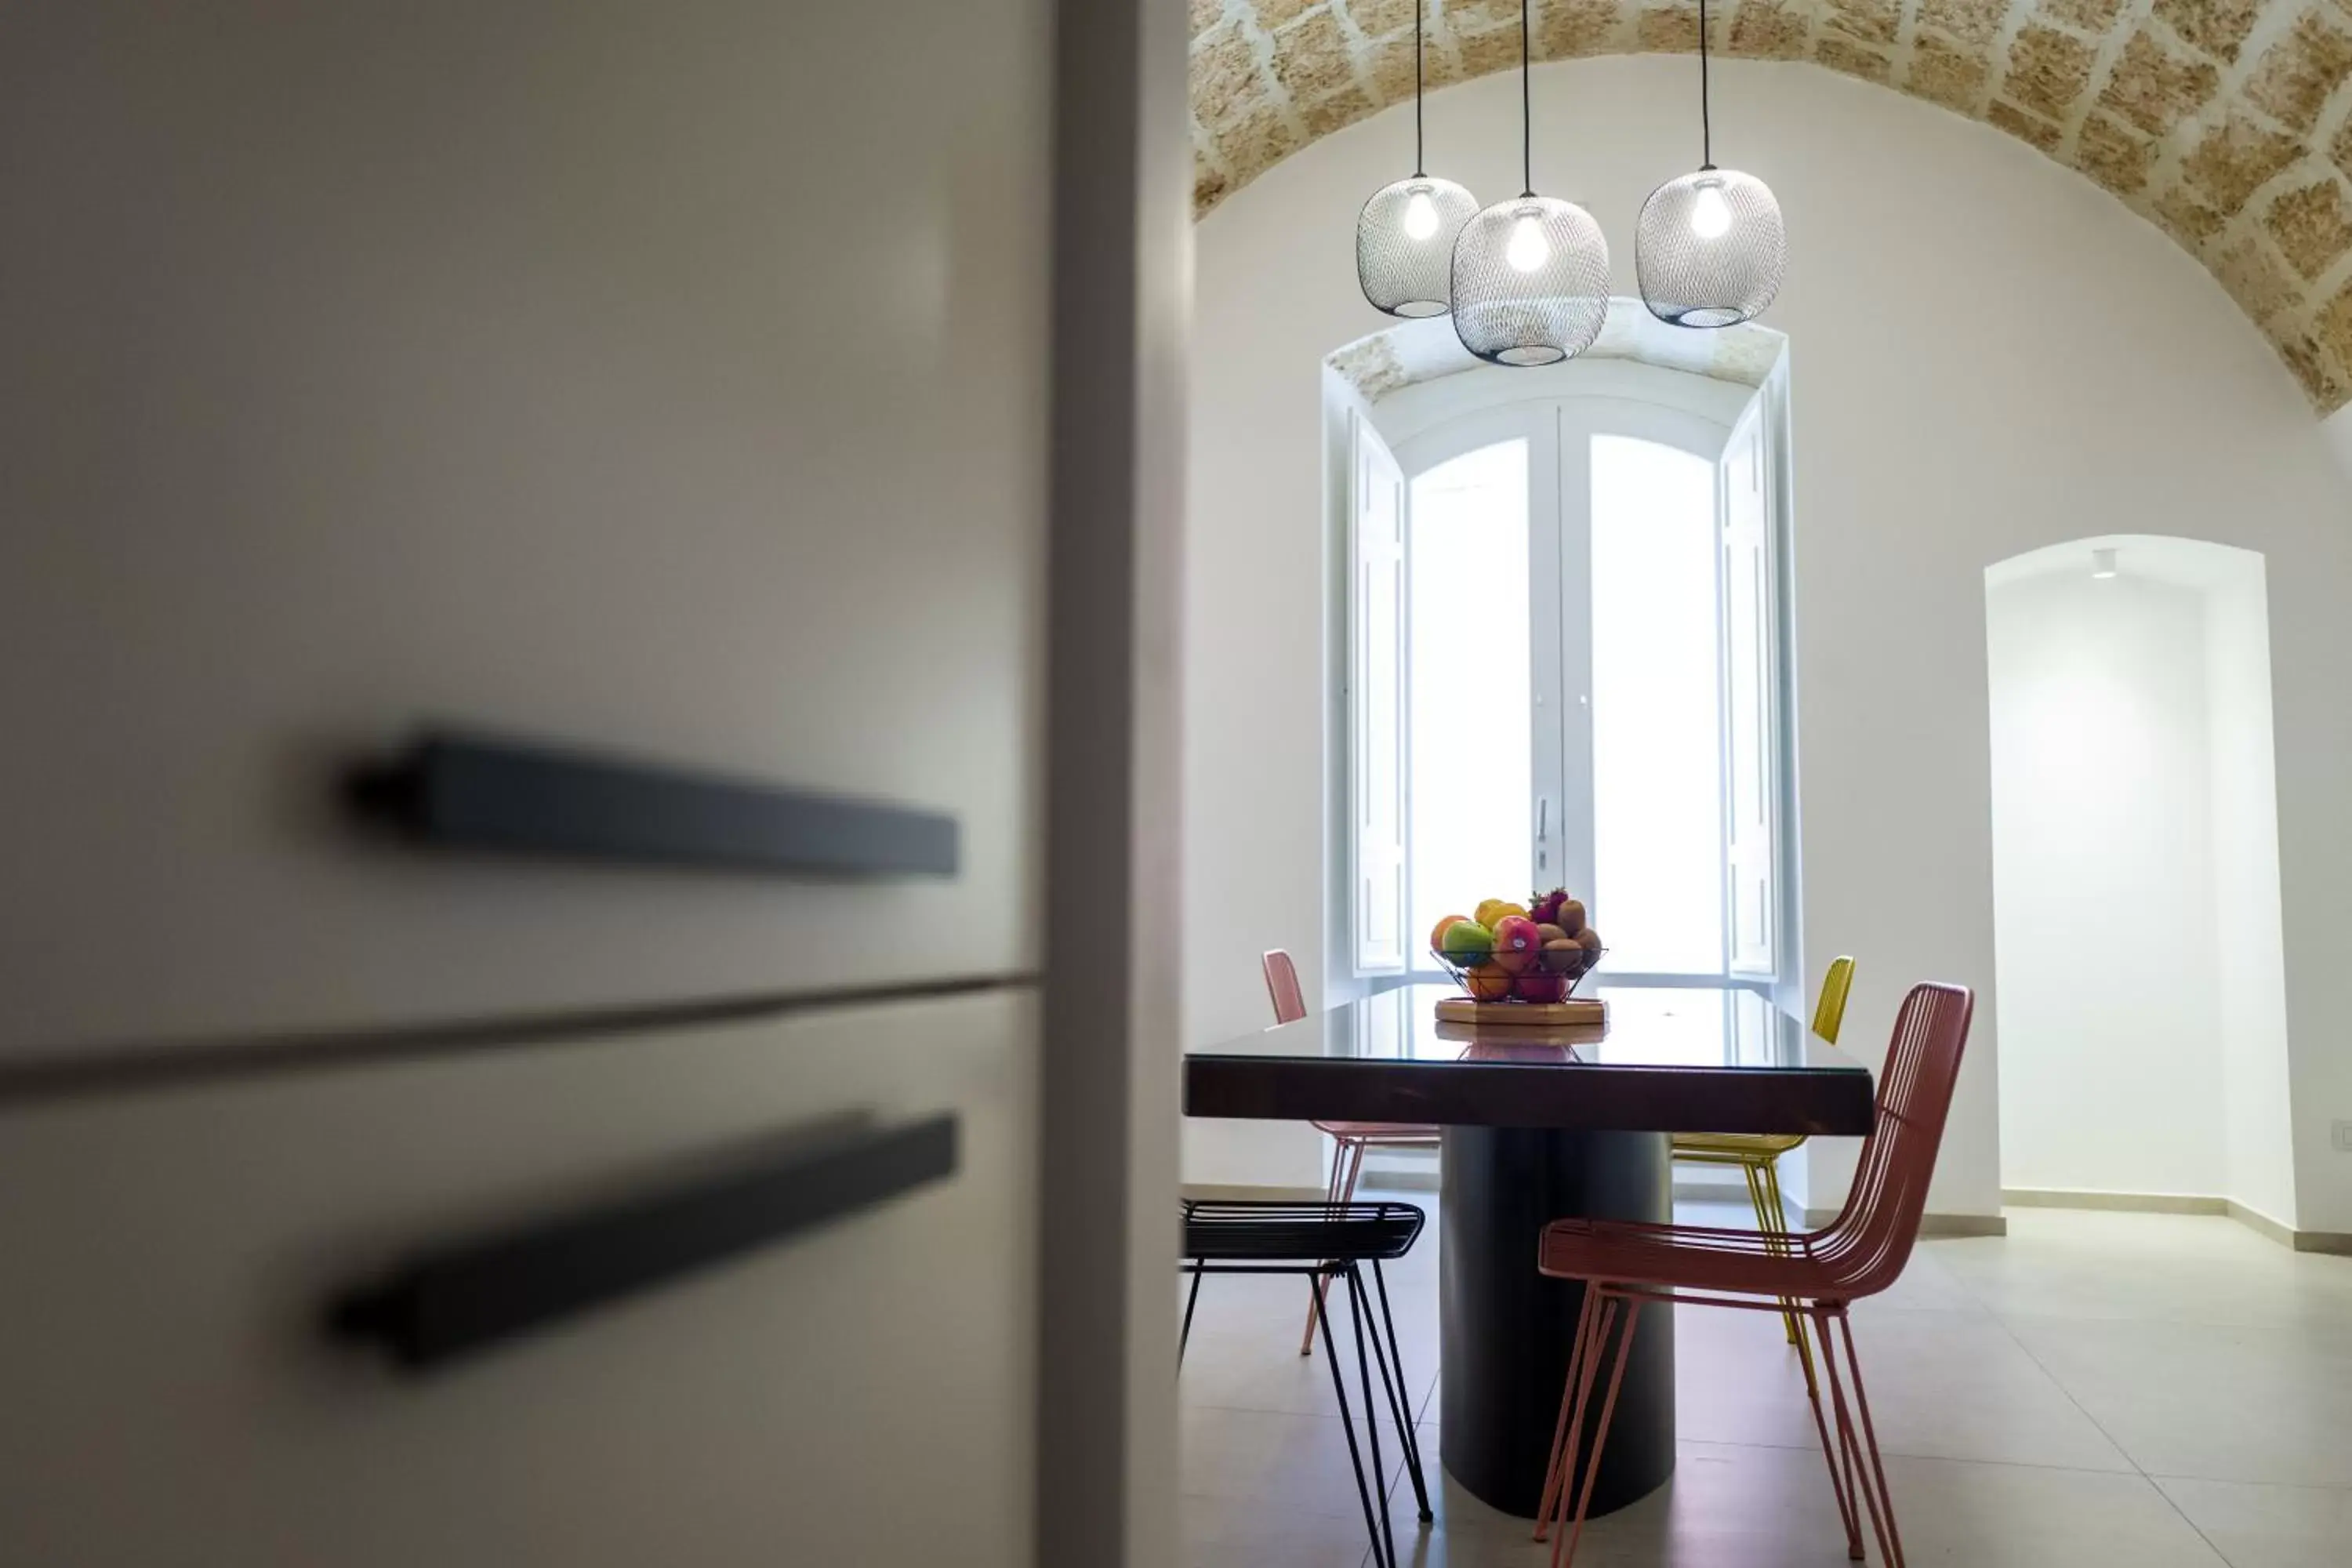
left=1346, top=360, right=1795, bottom=989
left=1347, top=408, right=1409, bottom=975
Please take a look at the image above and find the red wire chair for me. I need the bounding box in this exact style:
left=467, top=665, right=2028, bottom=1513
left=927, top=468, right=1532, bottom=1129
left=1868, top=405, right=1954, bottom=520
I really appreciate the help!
left=1532, top=982, right=1975, bottom=1568
left=1261, top=949, right=1441, bottom=1356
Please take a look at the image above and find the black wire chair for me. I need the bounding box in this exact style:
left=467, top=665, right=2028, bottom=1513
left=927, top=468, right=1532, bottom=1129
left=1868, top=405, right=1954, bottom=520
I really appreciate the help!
left=1178, top=1198, right=1432, bottom=1568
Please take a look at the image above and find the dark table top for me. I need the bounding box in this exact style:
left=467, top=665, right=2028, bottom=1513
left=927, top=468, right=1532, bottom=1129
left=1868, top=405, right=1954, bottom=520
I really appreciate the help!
left=1183, top=982, right=1876, bottom=1135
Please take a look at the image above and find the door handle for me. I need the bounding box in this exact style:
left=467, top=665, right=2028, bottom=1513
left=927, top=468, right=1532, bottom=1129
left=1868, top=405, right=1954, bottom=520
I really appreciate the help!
left=347, top=727, right=960, bottom=878
left=329, top=1112, right=958, bottom=1374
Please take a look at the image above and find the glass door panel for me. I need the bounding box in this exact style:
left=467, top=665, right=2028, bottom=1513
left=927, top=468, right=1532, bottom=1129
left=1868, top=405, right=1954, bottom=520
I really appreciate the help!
left=1588, top=434, right=1726, bottom=974
left=1406, top=439, right=1531, bottom=958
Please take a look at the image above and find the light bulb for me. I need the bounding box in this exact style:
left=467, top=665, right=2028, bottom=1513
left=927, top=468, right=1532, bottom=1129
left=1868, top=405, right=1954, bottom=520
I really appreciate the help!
left=1690, top=181, right=1733, bottom=240
left=1403, top=188, right=1440, bottom=241
left=1505, top=212, right=1550, bottom=274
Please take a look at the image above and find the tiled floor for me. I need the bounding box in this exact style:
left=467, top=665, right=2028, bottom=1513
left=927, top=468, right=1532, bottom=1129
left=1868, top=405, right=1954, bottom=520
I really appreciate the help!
left=1178, top=1196, right=2352, bottom=1567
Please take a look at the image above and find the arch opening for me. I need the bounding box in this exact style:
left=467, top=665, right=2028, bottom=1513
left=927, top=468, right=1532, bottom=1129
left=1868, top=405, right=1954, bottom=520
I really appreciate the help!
left=1984, top=535, right=2296, bottom=1223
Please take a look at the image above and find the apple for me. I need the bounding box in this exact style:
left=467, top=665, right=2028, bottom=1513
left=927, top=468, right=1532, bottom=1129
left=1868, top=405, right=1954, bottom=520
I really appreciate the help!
left=1490, top=915, right=1541, bottom=975
left=1428, top=912, right=1471, bottom=953
left=1515, top=971, right=1566, bottom=1004
left=1440, top=920, right=1494, bottom=960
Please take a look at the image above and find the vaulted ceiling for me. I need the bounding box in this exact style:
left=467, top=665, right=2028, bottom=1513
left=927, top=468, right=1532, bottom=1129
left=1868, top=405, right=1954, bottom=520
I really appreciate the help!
left=1189, top=0, right=2352, bottom=410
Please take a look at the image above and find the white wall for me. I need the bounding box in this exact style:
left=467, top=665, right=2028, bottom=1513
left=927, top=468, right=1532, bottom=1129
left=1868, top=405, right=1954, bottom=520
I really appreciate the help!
left=1987, top=569, right=2226, bottom=1198
left=2205, top=566, right=2299, bottom=1225
left=1185, top=56, right=2352, bottom=1225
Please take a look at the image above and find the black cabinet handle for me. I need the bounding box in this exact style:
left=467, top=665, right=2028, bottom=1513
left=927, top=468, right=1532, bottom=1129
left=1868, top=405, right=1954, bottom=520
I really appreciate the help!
left=348, top=727, right=958, bottom=877
left=329, top=1112, right=957, bottom=1373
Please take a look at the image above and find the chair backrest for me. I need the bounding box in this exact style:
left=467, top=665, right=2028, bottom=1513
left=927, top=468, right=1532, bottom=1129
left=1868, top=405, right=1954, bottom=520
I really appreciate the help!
left=1820, top=981, right=1973, bottom=1299
left=1261, top=949, right=1307, bottom=1025
left=1811, top=955, right=1857, bottom=1045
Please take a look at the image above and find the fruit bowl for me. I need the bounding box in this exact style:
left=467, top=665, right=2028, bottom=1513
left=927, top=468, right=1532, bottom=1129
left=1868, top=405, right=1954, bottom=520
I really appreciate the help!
left=1430, top=942, right=1603, bottom=1005
left=1428, top=891, right=1607, bottom=1007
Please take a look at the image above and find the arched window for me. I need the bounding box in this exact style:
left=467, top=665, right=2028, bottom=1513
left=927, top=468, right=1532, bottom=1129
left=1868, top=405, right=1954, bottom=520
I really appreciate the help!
left=1345, top=364, right=1793, bottom=985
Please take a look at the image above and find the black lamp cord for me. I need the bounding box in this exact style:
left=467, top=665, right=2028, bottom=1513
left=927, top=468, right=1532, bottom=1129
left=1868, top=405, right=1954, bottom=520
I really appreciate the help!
left=1519, top=0, right=1533, bottom=198
left=1699, top=0, right=1715, bottom=170
left=1413, top=0, right=1425, bottom=176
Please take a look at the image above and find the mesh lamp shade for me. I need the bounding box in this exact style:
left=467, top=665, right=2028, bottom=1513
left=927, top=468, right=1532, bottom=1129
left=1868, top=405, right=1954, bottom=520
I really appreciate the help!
left=1635, top=168, right=1786, bottom=328
left=1358, top=176, right=1479, bottom=317
left=1450, top=195, right=1610, bottom=365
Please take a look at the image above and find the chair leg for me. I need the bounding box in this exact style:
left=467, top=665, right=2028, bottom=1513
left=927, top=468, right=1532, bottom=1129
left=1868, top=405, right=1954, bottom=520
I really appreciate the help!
left=1739, top=1159, right=1803, bottom=1352
left=1832, top=1310, right=1907, bottom=1568
left=1544, top=1294, right=1617, bottom=1556
left=1179, top=1266, right=1203, bottom=1367
left=1799, top=1307, right=1864, bottom=1560
left=1531, top=1285, right=1602, bottom=1542
left=1552, top=1296, right=1645, bottom=1568
left=1817, top=1307, right=1899, bottom=1566
left=1759, top=1161, right=1806, bottom=1354
left=1342, top=1265, right=1399, bottom=1568
left=1299, top=1138, right=1365, bottom=1356
left=1759, top=1160, right=1816, bottom=1380
left=1366, top=1260, right=1432, bottom=1523
left=1311, top=1265, right=1393, bottom=1568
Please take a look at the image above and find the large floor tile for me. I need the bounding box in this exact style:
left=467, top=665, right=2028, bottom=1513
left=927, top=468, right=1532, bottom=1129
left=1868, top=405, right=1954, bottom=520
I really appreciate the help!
left=1180, top=1491, right=1373, bottom=1568
left=1182, top=1272, right=1439, bottom=1424
left=1938, top=1210, right=2352, bottom=1346
left=1675, top=1301, right=2134, bottom=1472
left=1181, top=1403, right=1407, bottom=1518
left=1375, top=1441, right=2223, bottom=1567
left=2153, top=1476, right=2352, bottom=1568
left=1868, top=1236, right=1990, bottom=1315
left=2002, top=1313, right=2352, bottom=1488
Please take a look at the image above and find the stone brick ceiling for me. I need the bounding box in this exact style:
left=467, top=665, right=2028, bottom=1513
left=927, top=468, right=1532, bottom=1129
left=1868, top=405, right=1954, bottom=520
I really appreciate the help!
left=1189, top=0, right=2352, bottom=410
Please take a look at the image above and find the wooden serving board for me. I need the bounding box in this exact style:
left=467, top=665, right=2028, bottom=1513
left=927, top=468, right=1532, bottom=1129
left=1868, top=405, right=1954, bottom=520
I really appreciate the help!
left=1434, top=996, right=1607, bottom=1027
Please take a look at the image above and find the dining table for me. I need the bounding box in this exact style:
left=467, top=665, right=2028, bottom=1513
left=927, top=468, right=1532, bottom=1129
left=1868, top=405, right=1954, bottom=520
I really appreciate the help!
left=1182, top=980, right=1876, bottom=1520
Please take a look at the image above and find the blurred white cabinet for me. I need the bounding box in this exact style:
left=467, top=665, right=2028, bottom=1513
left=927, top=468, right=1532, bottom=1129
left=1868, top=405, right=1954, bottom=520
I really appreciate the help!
left=0, top=991, right=1039, bottom=1567
left=0, top=0, right=1051, bottom=1054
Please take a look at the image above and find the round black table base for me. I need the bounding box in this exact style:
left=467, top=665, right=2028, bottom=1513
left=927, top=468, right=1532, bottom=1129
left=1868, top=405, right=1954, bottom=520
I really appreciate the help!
left=1439, top=1126, right=1675, bottom=1520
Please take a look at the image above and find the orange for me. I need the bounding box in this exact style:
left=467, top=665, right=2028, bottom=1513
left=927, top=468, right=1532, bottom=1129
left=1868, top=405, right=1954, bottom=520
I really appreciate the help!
left=1465, top=961, right=1512, bottom=1003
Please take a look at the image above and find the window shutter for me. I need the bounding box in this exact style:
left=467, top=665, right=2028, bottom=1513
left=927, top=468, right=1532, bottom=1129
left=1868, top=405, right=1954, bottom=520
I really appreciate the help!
left=1721, top=397, right=1779, bottom=978
left=1350, top=411, right=1407, bottom=975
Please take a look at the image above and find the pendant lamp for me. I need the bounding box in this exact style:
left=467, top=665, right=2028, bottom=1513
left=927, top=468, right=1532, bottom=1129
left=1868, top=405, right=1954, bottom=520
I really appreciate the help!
left=1636, top=0, right=1787, bottom=328
left=1450, top=0, right=1609, bottom=365
left=1357, top=1, right=1479, bottom=317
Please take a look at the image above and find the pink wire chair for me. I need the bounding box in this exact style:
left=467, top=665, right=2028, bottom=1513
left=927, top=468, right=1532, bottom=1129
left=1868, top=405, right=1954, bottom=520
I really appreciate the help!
left=1262, top=950, right=1441, bottom=1356
left=1533, top=982, right=1976, bottom=1568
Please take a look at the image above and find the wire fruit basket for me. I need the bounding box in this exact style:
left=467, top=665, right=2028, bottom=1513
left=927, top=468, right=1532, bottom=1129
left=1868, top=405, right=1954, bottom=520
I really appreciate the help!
left=1430, top=942, right=1603, bottom=1006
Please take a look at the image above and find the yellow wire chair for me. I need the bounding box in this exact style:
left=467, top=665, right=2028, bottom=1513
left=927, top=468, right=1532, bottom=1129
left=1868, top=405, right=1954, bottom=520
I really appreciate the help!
left=1668, top=956, right=1856, bottom=1382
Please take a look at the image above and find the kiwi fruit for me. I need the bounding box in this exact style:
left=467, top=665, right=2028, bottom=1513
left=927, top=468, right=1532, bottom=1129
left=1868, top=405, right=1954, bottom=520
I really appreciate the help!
left=1558, top=899, right=1587, bottom=938
left=1574, top=927, right=1602, bottom=958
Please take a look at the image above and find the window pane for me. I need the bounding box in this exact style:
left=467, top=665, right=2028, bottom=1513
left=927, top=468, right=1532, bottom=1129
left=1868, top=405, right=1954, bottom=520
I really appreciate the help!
left=1590, top=434, right=1723, bottom=974
left=1408, top=440, right=1530, bottom=959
